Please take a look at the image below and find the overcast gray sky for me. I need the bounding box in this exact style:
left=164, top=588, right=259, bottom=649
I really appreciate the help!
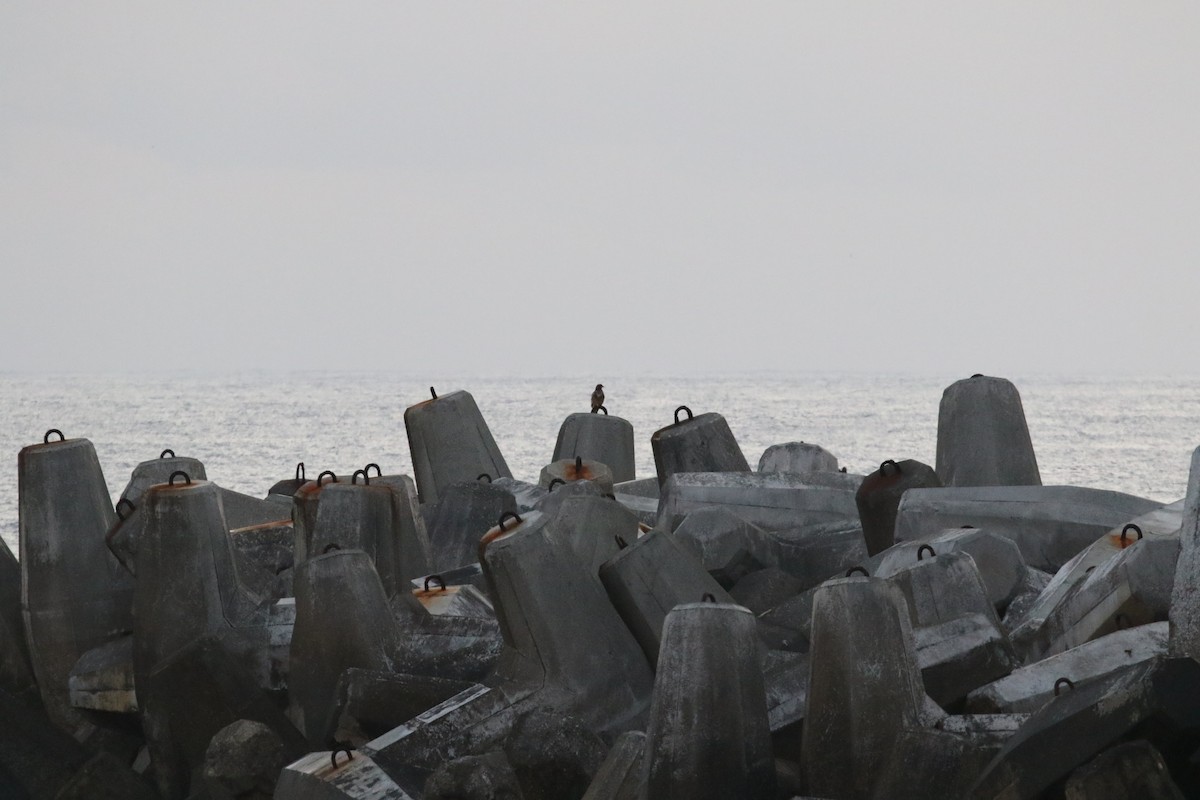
left=2, top=4, right=1196, bottom=376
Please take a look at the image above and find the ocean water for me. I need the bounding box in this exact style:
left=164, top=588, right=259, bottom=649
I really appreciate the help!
left=2, top=371, right=1198, bottom=556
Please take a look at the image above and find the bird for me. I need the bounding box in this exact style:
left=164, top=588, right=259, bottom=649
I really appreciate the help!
left=590, top=383, right=605, bottom=413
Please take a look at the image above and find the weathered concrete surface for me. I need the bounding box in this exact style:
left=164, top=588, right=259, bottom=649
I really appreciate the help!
left=856, top=459, right=941, bottom=556
left=1014, top=536, right=1178, bottom=663
left=19, top=434, right=135, bottom=731
left=671, top=506, right=775, bottom=587
left=936, top=374, right=1041, bottom=488
left=492, top=477, right=548, bottom=514
left=767, top=520, right=868, bottom=592
left=203, top=719, right=290, bottom=800
left=1063, top=739, right=1185, bottom=800
left=425, top=479, right=517, bottom=573
left=580, top=731, right=644, bottom=800
left=894, top=485, right=1163, bottom=572
left=599, top=530, right=732, bottom=666
left=968, top=657, right=1200, bottom=800
left=276, top=748, right=411, bottom=799
left=871, top=727, right=995, bottom=800
left=553, top=411, right=636, bottom=484
left=539, top=457, right=615, bottom=495
left=801, top=577, right=926, bottom=800
left=656, top=472, right=858, bottom=533
left=332, top=669, right=477, bottom=748
left=543, top=495, right=638, bottom=584
left=651, top=408, right=750, bottom=488
left=967, top=622, right=1169, bottom=714
left=643, top=602, right=775, bottom=800
left=1170, top=445, right=1200, bottom=659
left=0, top=537, right=36, bottom=700
left=757, top=442, right=839, bottom=474
left=424, top=749, right=525, bottom=800
left=502, top=709, right=608, bottom=800
left=729, top=567, right=804, bottom=615
left=404, top=389, right=512, bottom=506
left=68, top=634, right=137, bottom=713
left=366, top=511, right=652, bottom=792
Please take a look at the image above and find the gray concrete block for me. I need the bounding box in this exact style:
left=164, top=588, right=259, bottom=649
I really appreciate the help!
left=967, top=622, right=1169, bottom=714
left=651, top=407, right=750, bottom=488
left=275, top=749, right=410, bottom=799
left=870, top=728, right=995, bottom=800
left=492, top=477, right=548, bottom=514
left=331, top=669, right=477, bottom=749
left=404, top=389, right=512, bottom=506
left=18, top=433, right=135, bottom=731
left=894, top=485, right=1162, bottom=572
left=729, top=567, right=804, bottom=615
left=553, top=411, right=636, bottom=484
left=532, top=476, right=603, bottom=519
left=915, top=613, right=1018, bottom=707
left=542, top=495, right=638, bottom=585
left=671, top=506, right=774, bottom=587
left=936, top=374, right=1041, bottom=488
left=424, top=749, right=525, bottom=800
left=1170, top=445, right=1200, bottom=659
left=767, top=520, right=868, bottom=591
left=801, top=577, right=926, bottom=800
left=203, top=719, right=290, bottom=800
left=580, top=730, right=644, bottom=800
left=539, top=456, right=615, bottom=495
left=1064, top=739, right=1185, bottom=800
left=502, top=709, right=607, bottom=800
left=0, top=537, right=35, bottom=700
left=598, top=530, right=732, bottom=667
left=425, top=479, right=517, bottom=573
left=643, top=602, right=775, bottom=799
left=656, top=472, right=858, bottom=534
left=855, top=458, right=941, bottom=556
left=68, top=635, right=136, bottom=713
left=968, top=657, right=1200, bottom=800
left=757, top=442, right=839, bottom=474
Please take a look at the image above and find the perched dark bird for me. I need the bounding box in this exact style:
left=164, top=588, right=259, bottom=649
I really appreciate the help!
left=591, top=383, right=605, bottom=413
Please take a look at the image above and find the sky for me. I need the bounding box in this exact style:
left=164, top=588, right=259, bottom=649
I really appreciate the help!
left=1, top=3, right=1197, bottom=376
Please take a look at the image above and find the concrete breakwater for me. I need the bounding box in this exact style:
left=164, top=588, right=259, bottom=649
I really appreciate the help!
left=3, top=374, right=1200, bottom=799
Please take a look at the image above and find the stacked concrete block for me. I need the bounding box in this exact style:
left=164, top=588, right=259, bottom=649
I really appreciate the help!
left=657, top=471, right=858, bottom=533
left=405, top=388, right=512, bottom=505
left=553, top=410, right=636, bottom=484
left=936, top=374, right=1041, bottom=487
left=757, top=441, right=839, bottom=474
left=651, top=405, right=750, bottom=487
left=855, top=458, right=941, bottom=555
left=538, top=455, right=615, bottom=495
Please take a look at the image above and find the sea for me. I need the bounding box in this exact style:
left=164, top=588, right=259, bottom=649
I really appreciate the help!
left=2, top=371, right=1198, bottom=557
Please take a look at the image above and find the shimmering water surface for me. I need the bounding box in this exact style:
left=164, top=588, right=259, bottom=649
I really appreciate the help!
left=2, top=372, right=1198, bottom=555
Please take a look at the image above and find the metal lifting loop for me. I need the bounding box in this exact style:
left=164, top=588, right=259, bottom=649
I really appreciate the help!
left=547, top=478, right=566, bottom=491
left=351, top=469, right=369, bottom=485
left=701, top=593, right=717, bottom=603
left=43, top=429, right=65, bottom=444
left=322, top=543, right=341, bottom=554
left=317, top=470, right=337, bottom=487
left=116, top=498, right=135, bottom=521
left=498, top=511, right=522, bottom=531
left=879, top=459, right=900, bottom=477
left=331, top=747, right=354, bottom=769
left=296, top=462, right=306, bottom=480
left=160, top=448, right=175, bottom=459
left=971, top=373, right=984, bottom=378
left=477, top=473, right=492, bottom=483
left=596, top=405, right=609, bottom=415
left=673, top=405, right=694, bottom=424
left=424, top=575, right=446, bottom=592
left=364, top=463, right=382, bottom=478
left=846, top=566, right=869, bottom=577
left=1053, top=677, right=1075, bottom=696
left=917, top=544, right=936, bottom=561
left=575, top=456, right=583, bottom=473
left=168, top=470, right=191, bottom=486
left=430, top=386, right=438, bottom=399
left=1120, top=524, right=1143, bottom=545
left=614, top=535, right=628, bottom=549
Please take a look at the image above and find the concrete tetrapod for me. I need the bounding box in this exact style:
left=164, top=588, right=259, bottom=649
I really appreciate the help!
left=539, top=456, right=615, bottom=495
left=642, top=602, right=775, bottom=800
left=18, top=431, right=135, bottom=731
left=543, top=494, right=639, bottom=584
left=580, top=730, right=645, bottom=800
left=936, top=374, right=1041, bottom=488
left=424, top=478, right=517, bottom=573
left=0, top=536, right=36, bottom=700
left=894, top=485, right=1163, bottom=572
left=282, top=510, right=654, bottom=797
left=1170, top=444, right=1200, bottom=659
left=656, top=471, right=859, bottom=533
left=968, top=657, right=1200, bottom=800
left=404, top=388, right=512, bottom=506
left=553, top=411, right=636, bottom=484
left=801, top=576, right=926, bottom=800
left=598, top=530, right=733, bottom=666
left=305, top=473, right=431, bottom=601
left=291, top=548, right=501, bottom=746
left=855, top=458, right=941, bottom=556
left=757, top=441, right=839, bottom=474
left=650, top=405, right=749, bottom=488
left=106, top=449, right=209, bottom=573
left=671, top=506, right=775, bottom=588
